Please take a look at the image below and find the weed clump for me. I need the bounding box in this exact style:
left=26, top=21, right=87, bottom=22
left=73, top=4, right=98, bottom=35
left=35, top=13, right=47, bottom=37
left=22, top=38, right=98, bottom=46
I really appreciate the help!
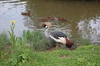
left=27, top=31, right=53, bottom=51
left=0, top=32, right=9, bottom=51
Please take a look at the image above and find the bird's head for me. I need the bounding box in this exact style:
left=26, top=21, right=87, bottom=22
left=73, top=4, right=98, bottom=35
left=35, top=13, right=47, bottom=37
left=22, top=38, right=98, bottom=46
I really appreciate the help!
left=65, top=38, right=74, bottom=48
left=42, top=22, right=51, bottom=29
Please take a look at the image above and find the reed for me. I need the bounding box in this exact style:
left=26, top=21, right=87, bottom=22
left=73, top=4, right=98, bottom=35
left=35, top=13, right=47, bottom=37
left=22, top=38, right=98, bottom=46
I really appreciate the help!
left=0, top=22, right=100, bottom=66
left=8, top=20, right=16, bottom=47
left=0, top=32, right=9, bottom=51
left=79, top=38, right=91, bottom=46
left=27, top=31, right=53, bottom=51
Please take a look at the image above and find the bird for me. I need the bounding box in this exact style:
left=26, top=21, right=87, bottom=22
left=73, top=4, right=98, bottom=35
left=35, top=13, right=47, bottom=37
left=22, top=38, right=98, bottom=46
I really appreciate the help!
left=42, top=22, right=73, bottom=49
left=21, top=11, right=30, bottom=16
left=40, top=18, right=49, bottom=22
left=57, top=17, right=67, bottom=22
left=46, top=17, right=55, bottom=20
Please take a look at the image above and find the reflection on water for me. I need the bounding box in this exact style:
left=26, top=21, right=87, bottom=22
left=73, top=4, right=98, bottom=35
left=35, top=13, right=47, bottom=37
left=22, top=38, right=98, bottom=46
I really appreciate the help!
left=0, top=0, right=100, bottom=45
left=0, top=0, right=28, bottom=36
left=78, top=16, right=100, bottom=45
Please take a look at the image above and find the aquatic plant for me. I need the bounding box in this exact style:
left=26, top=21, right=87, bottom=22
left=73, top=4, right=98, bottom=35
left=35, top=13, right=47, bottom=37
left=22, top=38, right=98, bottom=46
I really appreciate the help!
left=15, top=30, right=30, bottom=47
left=8, top=20, right=16, bottom=47
left=0, top=32, right=9, bottom=51
left=0, top=21, right=100, bottom=66
left=27, top=31, right=53, bottom=51
left=79, top=38, right=91, bottom=46
left=8, top=20, right=29, bottom=48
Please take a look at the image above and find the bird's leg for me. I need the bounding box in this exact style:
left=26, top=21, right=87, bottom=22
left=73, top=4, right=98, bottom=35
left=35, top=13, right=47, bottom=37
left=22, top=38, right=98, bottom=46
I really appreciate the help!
left=56, top=43, right=59, bottom=48
left=67, top=48, right=72, bottom=51
left=59, top=44, right=64, bottom=48
left=54, top=43, right=59, bottom=49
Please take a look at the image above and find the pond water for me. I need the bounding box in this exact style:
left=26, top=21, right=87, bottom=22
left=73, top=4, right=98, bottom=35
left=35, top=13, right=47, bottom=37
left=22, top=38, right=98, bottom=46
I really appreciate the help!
left=0, top=0, right=100, bottom=45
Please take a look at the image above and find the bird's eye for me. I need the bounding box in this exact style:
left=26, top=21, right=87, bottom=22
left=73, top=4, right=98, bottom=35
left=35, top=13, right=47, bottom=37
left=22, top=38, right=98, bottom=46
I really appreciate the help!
left=42, top=24, right=48, bottom=29
left=44, top=24, right=48, bottom=28
left=43, top=24, right=46, bottom=28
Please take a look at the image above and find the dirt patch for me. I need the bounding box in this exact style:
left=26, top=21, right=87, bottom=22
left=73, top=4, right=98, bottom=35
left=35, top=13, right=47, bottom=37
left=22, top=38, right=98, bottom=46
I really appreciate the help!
left=60, top=55, right=69, bottom=58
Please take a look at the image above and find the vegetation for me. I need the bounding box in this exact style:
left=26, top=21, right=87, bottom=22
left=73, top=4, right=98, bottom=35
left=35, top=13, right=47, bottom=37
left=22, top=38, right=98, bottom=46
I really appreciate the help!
left=0, top=20, right=100, bottom=66
left=33, top=45, right=100, bottom=66
left=0, top=32, right=10, bottom=51
left=27, top=30, right=53, bottom=51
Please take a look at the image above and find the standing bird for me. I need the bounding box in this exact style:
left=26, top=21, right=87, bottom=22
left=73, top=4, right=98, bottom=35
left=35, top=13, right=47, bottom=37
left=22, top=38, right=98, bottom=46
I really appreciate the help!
left=43, top=22, right=73, bottom=49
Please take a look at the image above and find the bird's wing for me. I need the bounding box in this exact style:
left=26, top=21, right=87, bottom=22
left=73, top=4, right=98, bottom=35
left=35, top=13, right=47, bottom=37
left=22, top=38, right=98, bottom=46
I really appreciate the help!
left=49, top=31, right=67, bottom=44
left=49, top=35, right=66, bottom=44
left=50, top=31, right=67, bottom=39
left=49, top=35, right=61, bottom=42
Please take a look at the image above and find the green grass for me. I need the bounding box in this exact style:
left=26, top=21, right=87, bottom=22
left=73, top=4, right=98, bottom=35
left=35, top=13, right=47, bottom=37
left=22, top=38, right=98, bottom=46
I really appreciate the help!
left=27, top=30, right=53, bottom=51
left=0, top=24, right=100, bottom=66
left=34, top=45, right=100, bottom=66
left=0, top=32, right=10, bottom=51
left=1, top=45, right=100, bottom=66
left=79, top=38, right=91, bottom=46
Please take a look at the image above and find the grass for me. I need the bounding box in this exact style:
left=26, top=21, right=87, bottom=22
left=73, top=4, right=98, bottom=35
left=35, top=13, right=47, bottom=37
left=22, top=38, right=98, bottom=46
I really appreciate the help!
left=34, top=45, right=100, bottom=66
left=0, top=33, right=100, bottom=66
left=0, top=21, right=100, bottom=66
left=27, top=30, right=53, bottom=51
left=0, top=32, right=10, bottom=51
left=79, top=38, right=91, bottom=46
left=1, top=43, right=100, bottom=66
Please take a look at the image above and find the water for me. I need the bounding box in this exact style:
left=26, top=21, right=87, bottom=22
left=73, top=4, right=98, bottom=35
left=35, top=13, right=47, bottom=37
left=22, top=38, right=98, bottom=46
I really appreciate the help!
left=0, top=0, right=100, bottom=45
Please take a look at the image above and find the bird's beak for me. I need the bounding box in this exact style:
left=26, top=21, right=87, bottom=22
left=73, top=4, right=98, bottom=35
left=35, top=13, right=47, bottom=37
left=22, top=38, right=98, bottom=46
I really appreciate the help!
left=44, top=26, right=48, bottom=30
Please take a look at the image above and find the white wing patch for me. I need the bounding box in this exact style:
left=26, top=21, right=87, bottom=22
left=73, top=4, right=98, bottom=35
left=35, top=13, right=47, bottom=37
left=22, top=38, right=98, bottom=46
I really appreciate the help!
left=49, top=35, right=66, bottom=44
left=49, top=35, right=61, bottom=42
left=58, top=37, right=66, bottom=44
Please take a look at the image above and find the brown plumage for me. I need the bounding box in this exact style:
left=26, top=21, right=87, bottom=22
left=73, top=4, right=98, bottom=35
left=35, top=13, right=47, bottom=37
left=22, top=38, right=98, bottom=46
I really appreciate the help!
left=43, top=22, right=51, bottom=27
left=65, top=38, right=73, bottom=48
left=46, top=17, right=55, bottom=20
left=21, top=11, right=30, bottom=16
left=40, top=18, right=49, bottom=22
left=58, top=17, right=67, bottom=21
left=43, top=22, right=74, bottom=50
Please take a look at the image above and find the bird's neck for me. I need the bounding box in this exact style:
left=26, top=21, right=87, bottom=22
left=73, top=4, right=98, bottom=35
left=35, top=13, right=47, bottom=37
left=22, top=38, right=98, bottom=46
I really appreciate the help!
left=44, top=28, right=49, bottom=38
left=65, top=38, right=73, bottom=48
